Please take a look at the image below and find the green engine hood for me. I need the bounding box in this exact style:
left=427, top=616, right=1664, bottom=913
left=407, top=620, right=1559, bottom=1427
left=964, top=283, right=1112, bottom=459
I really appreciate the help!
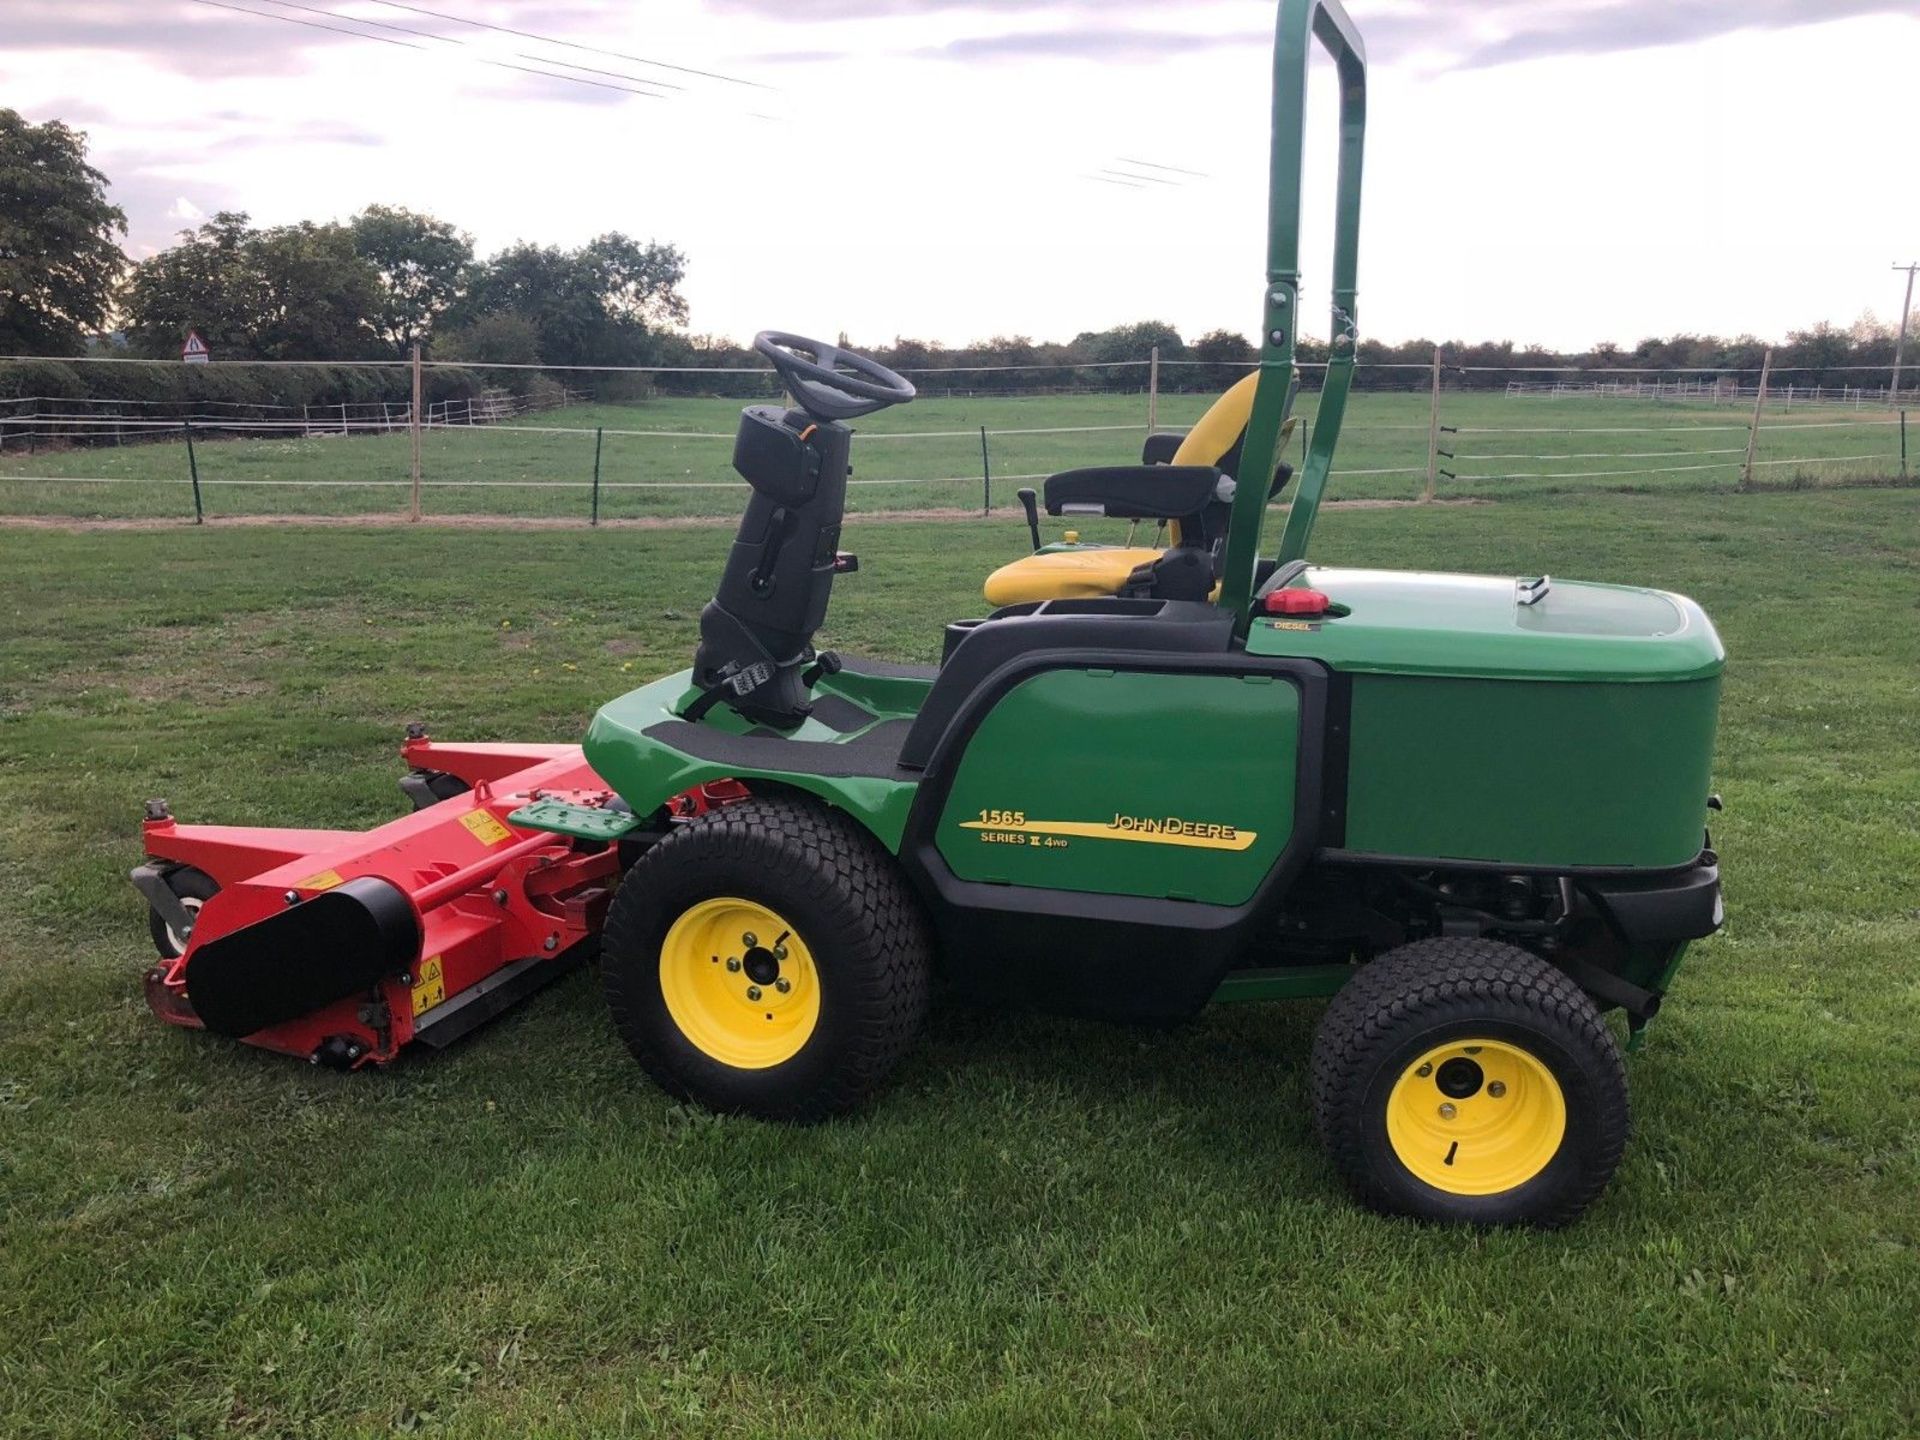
left=1245, top=566, right=1725, bottom=683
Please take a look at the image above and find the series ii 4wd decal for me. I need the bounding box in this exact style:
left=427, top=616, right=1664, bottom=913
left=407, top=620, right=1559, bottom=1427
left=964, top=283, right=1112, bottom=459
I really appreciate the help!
left=959, top=810, right=1258, bottom=852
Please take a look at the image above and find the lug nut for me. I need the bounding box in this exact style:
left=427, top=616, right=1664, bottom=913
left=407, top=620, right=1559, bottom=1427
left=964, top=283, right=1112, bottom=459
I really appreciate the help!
left=742, top=932, right=758, bottom=948
left=725, top=957, right=742, bottom=973
left=774, top=977, right=791, bottom=994
left=1438, top=1102, right=1458, bottom=1120
left=1487, top=1081, right=1507, bottom=1098
left=746, top=986, right=762, bottom=1002
left=1416, top=1062, right=1433, bottom=1078
left=773, top=945, right=788, bottom=962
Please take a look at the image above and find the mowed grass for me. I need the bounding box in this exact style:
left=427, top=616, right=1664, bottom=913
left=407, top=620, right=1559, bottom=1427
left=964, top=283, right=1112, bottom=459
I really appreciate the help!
left=0, top=388, right=1908, bottom=520
left=1, top=490, right=1918, bottom=1437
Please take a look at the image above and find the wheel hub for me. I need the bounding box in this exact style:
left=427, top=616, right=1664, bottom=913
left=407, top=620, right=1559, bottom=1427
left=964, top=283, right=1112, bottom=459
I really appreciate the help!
left=659, top=898, right=819, bottom=1069
left=1384, top=1038, right=1566, bottom=1196
left=743, top=945, right=780, bottom=986
left=1435, top=1055, right=1483, bottom=1099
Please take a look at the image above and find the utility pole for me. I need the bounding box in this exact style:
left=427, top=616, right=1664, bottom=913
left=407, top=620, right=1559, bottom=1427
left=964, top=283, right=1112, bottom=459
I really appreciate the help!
left=1892, top=262, right=1918, bottom=402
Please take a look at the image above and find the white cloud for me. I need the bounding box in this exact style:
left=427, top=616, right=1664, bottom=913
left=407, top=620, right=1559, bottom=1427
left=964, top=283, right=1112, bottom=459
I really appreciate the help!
left=166, top=196, right=205, bottom=222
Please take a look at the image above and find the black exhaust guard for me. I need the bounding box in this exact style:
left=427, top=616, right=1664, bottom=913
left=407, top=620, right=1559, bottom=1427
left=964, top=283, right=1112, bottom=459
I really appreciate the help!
left=183, top=876, right=422, bottom=1037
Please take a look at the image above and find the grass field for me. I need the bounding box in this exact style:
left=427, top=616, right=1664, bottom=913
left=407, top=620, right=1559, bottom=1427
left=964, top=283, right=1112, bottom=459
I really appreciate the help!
left=0, top=388, right=1909, bottom=521
left=2, top=489, right=1918, bottom=1437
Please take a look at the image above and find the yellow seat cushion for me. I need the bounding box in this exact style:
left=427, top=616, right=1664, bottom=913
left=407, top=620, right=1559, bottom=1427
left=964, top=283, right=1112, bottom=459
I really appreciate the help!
left=983, top=548, right=1164, bottom=607
left=980, top=372, right=1292, bottom=606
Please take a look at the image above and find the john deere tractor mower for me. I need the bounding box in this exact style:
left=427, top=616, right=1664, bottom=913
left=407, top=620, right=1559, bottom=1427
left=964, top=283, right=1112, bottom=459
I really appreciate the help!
left=131, top=0, right=1723, bottom=1226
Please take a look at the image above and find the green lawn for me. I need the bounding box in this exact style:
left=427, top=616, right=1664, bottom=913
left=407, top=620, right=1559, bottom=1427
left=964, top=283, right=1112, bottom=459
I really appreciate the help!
left=0, top=388, right=1908, bottom=520
left=1, top=490, right=1917, bottom=1437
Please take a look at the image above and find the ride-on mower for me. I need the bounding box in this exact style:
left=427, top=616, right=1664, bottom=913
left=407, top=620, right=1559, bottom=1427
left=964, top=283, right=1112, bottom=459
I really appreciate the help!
left=131, top=0, right=1724, bottom=1226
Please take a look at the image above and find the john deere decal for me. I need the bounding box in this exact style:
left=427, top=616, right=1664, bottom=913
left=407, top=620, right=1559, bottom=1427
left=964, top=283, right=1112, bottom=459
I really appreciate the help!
left=960, top=811, right=1257, bottom=852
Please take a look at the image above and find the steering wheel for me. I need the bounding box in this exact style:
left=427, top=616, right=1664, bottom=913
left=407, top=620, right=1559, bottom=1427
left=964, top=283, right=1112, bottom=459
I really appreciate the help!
left=754, top=330, right=916, bottom=422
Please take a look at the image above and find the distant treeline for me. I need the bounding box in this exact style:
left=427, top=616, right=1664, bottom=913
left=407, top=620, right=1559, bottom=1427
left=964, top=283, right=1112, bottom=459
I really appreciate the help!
left=656, top=317, right=1912, bottom=397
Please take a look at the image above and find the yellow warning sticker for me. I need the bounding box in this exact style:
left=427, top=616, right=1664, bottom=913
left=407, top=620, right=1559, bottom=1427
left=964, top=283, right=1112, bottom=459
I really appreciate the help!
left=295, top=869, right=344, bottom=891
left=460, top=810, right=514, bottom=846
left=410, top=955, right=446, bottom=1017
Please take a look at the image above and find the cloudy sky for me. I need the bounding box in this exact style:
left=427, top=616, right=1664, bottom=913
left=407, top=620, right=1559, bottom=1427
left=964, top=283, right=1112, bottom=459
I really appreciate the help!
left=6, top=1, right=1916, bottom=350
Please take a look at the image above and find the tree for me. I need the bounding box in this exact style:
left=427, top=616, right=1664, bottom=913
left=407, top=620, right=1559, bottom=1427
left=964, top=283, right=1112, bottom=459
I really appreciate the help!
left=122, top=214, right=381, bottom=360
left=437, top=311, right=541, bottom=367
left=349, top=205, right=473, bottom=355
left=582, top=232, right=687, bottom=329
left=0, top=109, right=126, bottom=354
left=120, top=212, right=262, bottom=358
left=454, top=233, right=688, bottom=370
left=1190, top=328, right=1254, bottom=391
left=1075, top=320, right=1187, bottom=366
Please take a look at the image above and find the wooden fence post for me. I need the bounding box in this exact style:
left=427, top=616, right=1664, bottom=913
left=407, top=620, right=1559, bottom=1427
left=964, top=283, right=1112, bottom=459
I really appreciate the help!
left=591, top=426, right=604, bottom=526
left=1422, top=345, right=1443, bottom=502
left=183, top=421, right=204, bottom=524
left=1146, top=346, right=1160, bottom=432
left=409, top=343, right=423, bottom=522
left=1740, top=347, right=1773, bottom=490
left=979, top=426, right=992, bottom=516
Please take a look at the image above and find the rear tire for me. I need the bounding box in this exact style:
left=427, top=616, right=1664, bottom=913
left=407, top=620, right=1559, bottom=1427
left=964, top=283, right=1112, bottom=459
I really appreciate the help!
left=601, top=795, right=932, bottom=1122
left=1310, top=937, right=1629, bottom=1227
left=146, top=866, right=219, bottom=959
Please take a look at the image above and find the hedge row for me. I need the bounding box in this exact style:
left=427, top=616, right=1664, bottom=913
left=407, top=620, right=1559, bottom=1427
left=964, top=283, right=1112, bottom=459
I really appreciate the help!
left=0, top=359, right=487, bottom=411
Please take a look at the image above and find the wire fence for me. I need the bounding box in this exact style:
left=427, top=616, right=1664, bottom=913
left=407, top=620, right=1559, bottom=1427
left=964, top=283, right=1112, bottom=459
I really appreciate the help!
left=0, top=351, right=1913, bottom=524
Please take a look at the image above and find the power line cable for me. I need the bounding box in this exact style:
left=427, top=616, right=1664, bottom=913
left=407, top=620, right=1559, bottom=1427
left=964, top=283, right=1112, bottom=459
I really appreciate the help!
left=250, top=0, right=455, bottom=43
left=362, top=0, right=775, bottom=90
left=1100, top=167, right=1180, bottom=186
left=183, top=0, right=423, bottom=49
left=484, top=59, right=667, bottom=100
left=1116, top=157, right=1210, bottom=178
left=185, top=0, right=681, bottom=105
left=515, top=53, right=685, bottom=93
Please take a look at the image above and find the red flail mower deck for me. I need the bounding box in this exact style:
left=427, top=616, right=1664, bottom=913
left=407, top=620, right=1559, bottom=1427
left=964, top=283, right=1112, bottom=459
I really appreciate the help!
left=131, top=729, right=734, bottom=1068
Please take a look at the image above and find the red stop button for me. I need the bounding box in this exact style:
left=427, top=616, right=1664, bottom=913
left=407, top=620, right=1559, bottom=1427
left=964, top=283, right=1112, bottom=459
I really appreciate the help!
left=1262, top=587, right=1331, bottom=616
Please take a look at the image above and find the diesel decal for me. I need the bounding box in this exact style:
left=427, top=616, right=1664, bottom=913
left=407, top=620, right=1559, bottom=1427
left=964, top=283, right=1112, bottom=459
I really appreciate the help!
left=960, top=812, right=1257, bottom=853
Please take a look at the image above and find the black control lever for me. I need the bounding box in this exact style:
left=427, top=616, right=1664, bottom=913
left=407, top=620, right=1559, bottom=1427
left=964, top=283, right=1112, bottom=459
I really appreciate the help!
left=1017, top=487, right=1041, bottom=552
left=801, top=650, right=842, bottom=689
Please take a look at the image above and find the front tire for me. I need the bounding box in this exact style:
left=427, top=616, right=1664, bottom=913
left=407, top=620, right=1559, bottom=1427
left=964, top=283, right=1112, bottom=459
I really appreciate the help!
left=1310, top=937, right=1629, bottom=1227
left=601, top=795, right=932, bottom=1122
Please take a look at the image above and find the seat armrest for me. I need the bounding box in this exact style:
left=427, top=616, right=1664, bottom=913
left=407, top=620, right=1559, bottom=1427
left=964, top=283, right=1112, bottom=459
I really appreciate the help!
left=1043, top=465, right=1229, bottom=521
left=1141, top=431, right=1188, bottom=466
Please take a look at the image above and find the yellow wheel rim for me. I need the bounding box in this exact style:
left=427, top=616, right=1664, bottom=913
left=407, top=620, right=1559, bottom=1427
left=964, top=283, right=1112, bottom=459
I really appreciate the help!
left=1384, top=1038, right=1566, bottom=1196
left=659, top=897, right=820, bottom=1069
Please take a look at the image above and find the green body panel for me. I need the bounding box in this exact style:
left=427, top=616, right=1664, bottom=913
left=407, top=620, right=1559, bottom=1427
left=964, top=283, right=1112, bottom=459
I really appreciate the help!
left=935, top=669, right=1299, bottom=905
left=1343, top=673, right=1721, bottom=868
left=583, top=669, right=922, bottom=852
left=1241, top=566, right=1724, bottom=869
left=1245, top=567, right=1725, bottom=682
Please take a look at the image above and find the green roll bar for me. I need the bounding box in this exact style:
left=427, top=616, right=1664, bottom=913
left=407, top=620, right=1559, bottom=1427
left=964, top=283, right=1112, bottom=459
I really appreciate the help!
left=1216, top=0, right=1367, bottom=628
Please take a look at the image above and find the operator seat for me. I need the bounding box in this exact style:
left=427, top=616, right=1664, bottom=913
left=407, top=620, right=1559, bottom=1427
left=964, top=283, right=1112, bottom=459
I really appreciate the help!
left=982, top=371, right=1296, bottom=607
